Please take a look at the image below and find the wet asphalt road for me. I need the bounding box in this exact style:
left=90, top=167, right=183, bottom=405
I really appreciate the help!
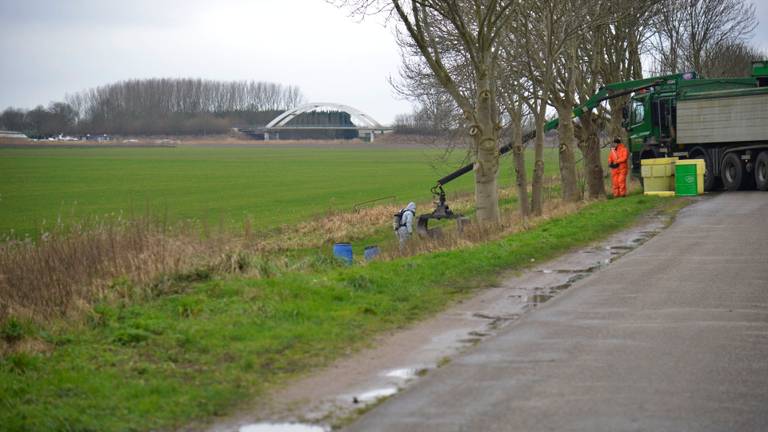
left=345, top=192, right=768, bottom=432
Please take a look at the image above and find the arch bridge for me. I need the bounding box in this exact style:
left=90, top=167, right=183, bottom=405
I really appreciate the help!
left=240, top=102, right=391, bottom=142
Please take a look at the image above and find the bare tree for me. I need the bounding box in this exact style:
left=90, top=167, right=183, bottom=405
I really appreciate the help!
left=390, top=56, right=463, bottom=135
left=341, top=0, right=520, bottom=224
left=60, top=78, right=306, bottom=135
left=499, top=89, right=530, bottom=221
left=497, top=36, right=530, bottom=220
left=598, top=0, right=652, bottom=139
left=700, top=40, right=765, bottom=78
left=573, top=37, right=607, bottom=200
left=0, top=108, right=28, bottom=133
left=550, top=42, right=582, bottom=202
left=570, top=0, right=656, bottom=199
left=648, top=0, right=757, bottom=75
left=511, top=1, right=563, bottom=215
left=530, top=0, right=606, bottom=203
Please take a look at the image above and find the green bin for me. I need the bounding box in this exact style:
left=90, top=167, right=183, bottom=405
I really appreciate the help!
left=675, top=161, right=699, bottom=196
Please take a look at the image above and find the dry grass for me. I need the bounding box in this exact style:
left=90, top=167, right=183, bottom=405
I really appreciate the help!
left=391, top=199, right=588, bottom=259
left=257, top=204, right=404, bottom=252
left=0, top=217, right=234, bottom=322
left=0, top=174, right=617, bottom=324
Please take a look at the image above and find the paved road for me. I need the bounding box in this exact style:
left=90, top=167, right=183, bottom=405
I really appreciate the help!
left=345, top=192, right=768, bottom=432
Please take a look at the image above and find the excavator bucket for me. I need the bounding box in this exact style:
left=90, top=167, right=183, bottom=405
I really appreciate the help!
left=416, top=209, right=470, bottom=238
left=416, top=185, right=468, bottom=238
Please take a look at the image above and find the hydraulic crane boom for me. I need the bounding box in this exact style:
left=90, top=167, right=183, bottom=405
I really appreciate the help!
left=417, top=72, right=691, bottom=237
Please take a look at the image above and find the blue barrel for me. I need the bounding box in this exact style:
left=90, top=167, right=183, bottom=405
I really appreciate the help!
left=364, top=245, right=380, bottom=261
left=333, top=243, right=353, bottom=264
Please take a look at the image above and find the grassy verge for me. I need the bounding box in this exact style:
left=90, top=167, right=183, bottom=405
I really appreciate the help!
left=0, top=194, right=675, bottom=431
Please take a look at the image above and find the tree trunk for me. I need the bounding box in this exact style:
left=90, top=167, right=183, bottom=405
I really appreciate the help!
left=607, top=97, right=627, bottom=141
left=510, top=106, right=529, bottom=221
left=577, top=112, right=605, bottom=199
left=472, top=85, right=501, bottom=224
left=474, top=133, right=500, bottom=224
left=555, top=103, right=580, bottom=202
left=530, top=104, right=546, bottom=216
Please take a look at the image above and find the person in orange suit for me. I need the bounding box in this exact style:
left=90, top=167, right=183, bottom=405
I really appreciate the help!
left=608, top=137, right=629, bottom=197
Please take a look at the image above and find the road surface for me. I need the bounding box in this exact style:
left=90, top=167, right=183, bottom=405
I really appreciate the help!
left=345, top=192, right=768, bottom=432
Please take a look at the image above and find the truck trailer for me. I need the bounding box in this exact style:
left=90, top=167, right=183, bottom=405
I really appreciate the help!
left=624, top=61, right=768, bottom=191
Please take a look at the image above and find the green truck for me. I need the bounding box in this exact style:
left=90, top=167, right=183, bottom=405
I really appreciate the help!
left=417, top=62, right=768, bottom=233
left=623, top=61, right=768, bottom=191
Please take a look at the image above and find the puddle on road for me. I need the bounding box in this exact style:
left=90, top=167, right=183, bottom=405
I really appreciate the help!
left=353, top=387, right=398, bottom=403
left=239, top=423, right=327, bottom=432
left=540, top=266, right=601, bottom=274
left=529, top=293, right=554, bottom=305
left=385, top=368, right=419, bottom=380
left=523, top=221, right=665, bottom=309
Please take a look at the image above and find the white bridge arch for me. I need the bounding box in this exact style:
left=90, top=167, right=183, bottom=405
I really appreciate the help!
left=265, top=102, right=384, bottom=129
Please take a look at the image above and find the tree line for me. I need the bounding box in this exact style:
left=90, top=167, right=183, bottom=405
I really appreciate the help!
left=0, top=79, right=305, bottom=137
left=342, top=0, right=762, bottom=224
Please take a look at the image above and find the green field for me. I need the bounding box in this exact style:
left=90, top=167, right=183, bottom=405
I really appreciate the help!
left=0, top=145, right=565, bottom=237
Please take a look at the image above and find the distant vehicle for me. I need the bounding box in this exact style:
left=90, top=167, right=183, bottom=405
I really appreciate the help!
left=85, top=134, right=112, bottom=142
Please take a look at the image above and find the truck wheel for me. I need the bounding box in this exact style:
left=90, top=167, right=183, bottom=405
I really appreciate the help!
left=689, top=152, right=717, bottom=191
left=755, top=151, right=768, bottom=191
left=721, top=153, right=744, bottom=191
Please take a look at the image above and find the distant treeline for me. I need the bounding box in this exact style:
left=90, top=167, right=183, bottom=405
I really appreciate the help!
left=0, top=78, right=305, bottom=137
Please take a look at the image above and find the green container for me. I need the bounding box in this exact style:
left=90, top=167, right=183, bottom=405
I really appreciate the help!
left=675, top=163, right=698, bottom=196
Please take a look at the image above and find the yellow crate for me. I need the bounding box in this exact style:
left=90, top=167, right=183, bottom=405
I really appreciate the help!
left=641, top=164, right=675, bottom=177
left=644, top=191, right=676, bottom=197
left=641, top=157, right=678, bottom=192
left=641, top=157, right=679, bottom=166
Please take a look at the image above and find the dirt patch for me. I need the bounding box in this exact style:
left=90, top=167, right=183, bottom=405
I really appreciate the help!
left=1, top=337, right=53, bottom=357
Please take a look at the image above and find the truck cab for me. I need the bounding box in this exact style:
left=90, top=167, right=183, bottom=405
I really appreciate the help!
left=623, top=75, right=692, bottom=172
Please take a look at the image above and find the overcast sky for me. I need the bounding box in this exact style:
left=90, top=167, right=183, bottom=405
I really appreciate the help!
left=2, top=0, right=768, bottom=125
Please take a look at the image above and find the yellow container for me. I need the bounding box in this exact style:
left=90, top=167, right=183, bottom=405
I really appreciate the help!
left=675, top=159, right=706, bottom=195
left=641, top=157, right=678, bottom=192
left=644, top=191, right=676, bottom=197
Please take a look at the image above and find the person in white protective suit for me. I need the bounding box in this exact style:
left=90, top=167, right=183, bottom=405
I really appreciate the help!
left=394, top=202, right=416, bottom=248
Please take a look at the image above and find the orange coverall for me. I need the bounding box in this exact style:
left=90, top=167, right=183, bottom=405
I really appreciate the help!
left=608, top=143, right=629, bottom=197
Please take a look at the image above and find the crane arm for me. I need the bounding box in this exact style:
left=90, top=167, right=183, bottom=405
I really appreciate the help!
left=434, top=75, right=688, bottom=190
left=416, top=73, right=696, bottom=236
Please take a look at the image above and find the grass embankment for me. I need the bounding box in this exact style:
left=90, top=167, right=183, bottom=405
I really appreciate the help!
left=0, top=194, right=672, bottom=431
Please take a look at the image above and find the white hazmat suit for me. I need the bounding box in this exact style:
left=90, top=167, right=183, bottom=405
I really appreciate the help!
left=396, top=202, right=416, bottom=247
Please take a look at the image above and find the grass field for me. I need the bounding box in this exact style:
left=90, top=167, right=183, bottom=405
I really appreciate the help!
left=0, top=194, right=675, bottom=431
left=0, top=145, right=563, bottom=238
